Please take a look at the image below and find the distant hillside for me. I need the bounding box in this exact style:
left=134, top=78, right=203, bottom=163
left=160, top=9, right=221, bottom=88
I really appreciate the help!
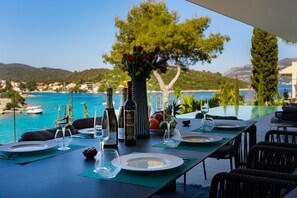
left=0, top=63, right=72, bottom=82
left=0, top=62, right=250, bottom=90
left=223, top=58, right=297, bottom=83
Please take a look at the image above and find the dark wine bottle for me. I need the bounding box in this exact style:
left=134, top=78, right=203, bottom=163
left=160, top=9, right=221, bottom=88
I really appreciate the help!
left=102, top=88, right=118, bottom=147
left=118, top=87, right=127, bottom=142
left=124, top=81, right=136, bottom=146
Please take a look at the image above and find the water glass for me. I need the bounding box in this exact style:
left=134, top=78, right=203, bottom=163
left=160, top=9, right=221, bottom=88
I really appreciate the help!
left=57, top=104, right=69, bottom=128
left=94, top=149, right=121, bottom=179
left=200, top=117, right=214, bottom=132
left=94, top=109, right=109, bottom=151
left=163, top=128, right=181, bottom=148
left=54, top=128, right=72, bottom=150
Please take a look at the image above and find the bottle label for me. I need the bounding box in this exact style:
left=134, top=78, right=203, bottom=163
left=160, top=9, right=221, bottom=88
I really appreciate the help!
left=118, top=128, right=124, bottom=140
left=124, top=110, right=136, bottom=141
left=105, top=131, right=116, bottom=145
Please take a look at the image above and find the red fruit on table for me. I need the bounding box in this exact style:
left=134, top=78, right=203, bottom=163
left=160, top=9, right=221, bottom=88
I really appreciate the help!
left=149, top=118, right=160, bottom=129
left=153, top=113, right=163, bottom=122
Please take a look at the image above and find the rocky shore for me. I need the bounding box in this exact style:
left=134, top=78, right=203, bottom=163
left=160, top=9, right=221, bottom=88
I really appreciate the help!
left=0, top=98, right=24, bottom=114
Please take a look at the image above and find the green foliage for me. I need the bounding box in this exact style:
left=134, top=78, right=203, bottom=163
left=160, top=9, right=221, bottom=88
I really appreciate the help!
left=4, top=80, right=12, bottom=91
left=26, top=81, right=37, bottom=91
left=251, top=28, right=278, bottom=103
left=0, top=63, right=72, bottom=82
left=0, top=90, right=25, bottom=105
left=180, top=95, right=200, bottom=114
left=103, top=0, right=230, bottom=74
left=257, top=72, right=264, bottom=106
left=83, top=102, right=89, bottom=118
left=68, top=99, right=74, bottom=124
left=213, top=82, right=245, bottom=105
left=173, top=87, right=182, bottom=103
left=235, top=76, right=239, bottom=106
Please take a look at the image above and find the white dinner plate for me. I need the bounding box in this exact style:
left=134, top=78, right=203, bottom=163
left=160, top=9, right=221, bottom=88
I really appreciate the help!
left=0, top=140, right=57, bottom=153
left=113, top=153, right=183, bottom=171
left=78, top=128, right=95, bottom=134
left=214, top=123, right=246, bottom=129
left=180, top=134, right=222, bottom=144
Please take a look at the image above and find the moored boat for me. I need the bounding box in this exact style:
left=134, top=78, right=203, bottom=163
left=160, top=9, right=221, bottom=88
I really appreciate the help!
left=25, top=106, right=43, bottom=114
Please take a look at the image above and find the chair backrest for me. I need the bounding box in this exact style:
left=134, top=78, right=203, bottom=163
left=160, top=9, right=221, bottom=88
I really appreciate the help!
left=195, top=113, right=239, bottom=120
left=265, top=130, right=297, bottom=144
left=247, top=144, right=297, bottom=173
left=19, top=125, right=75, bottom=141
left=72, top=117, right=95, bottom=130
left=234, top=124, right=257, bottom=168
left=209, top=171, right=297, bottom=198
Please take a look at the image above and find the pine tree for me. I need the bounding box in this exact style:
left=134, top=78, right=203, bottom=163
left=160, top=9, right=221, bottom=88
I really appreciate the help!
left=251, top=28, right=278, bottom=104
left=257, top=72, right=264, bottom=106
left=235, top=76, right=239, bottom=106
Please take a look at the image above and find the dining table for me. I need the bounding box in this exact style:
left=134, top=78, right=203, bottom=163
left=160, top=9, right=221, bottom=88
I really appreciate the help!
left=0, top=118, right=256, bottom=198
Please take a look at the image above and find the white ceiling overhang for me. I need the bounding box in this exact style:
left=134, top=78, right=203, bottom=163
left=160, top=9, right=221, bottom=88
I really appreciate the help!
left=187, top=0, right=297, bottom=43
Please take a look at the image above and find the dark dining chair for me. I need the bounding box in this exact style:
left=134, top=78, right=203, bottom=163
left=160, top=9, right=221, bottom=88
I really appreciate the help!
left=196, top=113, right=257, bottom=179
left=19, top=125, right=75, bottom=141
left=72, top=117, right=95, bottom=133
left=247, top=143, right=297, bottom=174
left=209, top=169, right=297, bottom=198
left=265, top=130, right=297, bottom=144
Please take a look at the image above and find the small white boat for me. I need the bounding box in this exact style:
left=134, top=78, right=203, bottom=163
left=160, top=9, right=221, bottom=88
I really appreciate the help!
left=25, top=106, right=43, bottom=114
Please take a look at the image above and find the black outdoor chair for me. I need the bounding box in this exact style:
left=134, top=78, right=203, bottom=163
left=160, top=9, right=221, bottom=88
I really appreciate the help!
left=209, top=168, right=297, bottom=198
left=265, top=130, right=297, bottom=144
left=19, top=125, right=75, bottom=141
left=247, top=143, right=297, bottom=174
left=72, top=117, right=96, bottom=133
left=197, top=113, right=257, bottom=179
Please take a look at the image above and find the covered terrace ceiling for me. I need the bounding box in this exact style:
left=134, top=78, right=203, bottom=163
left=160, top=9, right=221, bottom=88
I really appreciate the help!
left=187, top=0, right=297, bottom=43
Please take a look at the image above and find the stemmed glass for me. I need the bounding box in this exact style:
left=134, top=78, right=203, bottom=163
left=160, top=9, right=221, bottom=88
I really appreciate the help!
left=163, top=102, right=180, bottom=147
left=54, top=104, right=72, bottom=150
left=94, top=109, right=112, bottom=175
left=200, top=98, right=214, bottom=131
left=201, top=98, right=209, bottom=119
left=94, top=109, right=109, bottom=151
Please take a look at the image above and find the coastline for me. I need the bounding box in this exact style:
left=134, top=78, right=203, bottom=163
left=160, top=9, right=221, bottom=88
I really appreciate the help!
left=0, top=98, right=25, bottom=114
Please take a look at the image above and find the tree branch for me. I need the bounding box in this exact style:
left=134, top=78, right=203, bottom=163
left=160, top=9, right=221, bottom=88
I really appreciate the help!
left=168, top=63, right=181, bottom=89
left=153, top=70, right=165, bottom=91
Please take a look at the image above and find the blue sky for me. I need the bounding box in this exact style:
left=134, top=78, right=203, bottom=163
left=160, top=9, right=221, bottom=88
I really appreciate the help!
left=1, top=0, right=297, bottom=74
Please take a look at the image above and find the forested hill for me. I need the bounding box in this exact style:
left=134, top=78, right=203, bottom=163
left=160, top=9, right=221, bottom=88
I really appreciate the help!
left=0, top=63, right=72, bottom=82
left=0, top=62, right=250, bottom=90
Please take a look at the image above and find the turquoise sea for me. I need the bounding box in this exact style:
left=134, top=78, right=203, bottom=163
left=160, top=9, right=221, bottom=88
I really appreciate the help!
left=0, top=85, right=291, bottom=144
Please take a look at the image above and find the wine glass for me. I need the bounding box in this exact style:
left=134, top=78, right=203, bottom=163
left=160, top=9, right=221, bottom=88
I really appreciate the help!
left=55, top=104, right=72, bottom=150
left=163, top=102, right=174, bottom=130
left=200, top=98, right=214, bottom=131
left=94, top=109, right=109, bottom=151
left=200, top=98, right=209, bottom=118
left=163, top=102, right=175, bottom=145
left=94, top=149, right=121, bottom=178
left=156, top=95, right=163, bottom=111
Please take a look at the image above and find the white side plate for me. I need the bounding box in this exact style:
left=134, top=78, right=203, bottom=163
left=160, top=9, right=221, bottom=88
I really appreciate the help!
left=214, top=124, right=245, bottom=129
left=0, top=141, right=57, bottom=153
left=113, top=153, right=183, bottom=171
left=180, top=134, right=222, bottom=143
left=78, top=128, right=95, bottom=134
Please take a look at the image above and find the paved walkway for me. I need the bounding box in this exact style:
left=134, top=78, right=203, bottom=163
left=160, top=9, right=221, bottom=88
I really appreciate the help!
left=176, top=113, right=280, bottom=187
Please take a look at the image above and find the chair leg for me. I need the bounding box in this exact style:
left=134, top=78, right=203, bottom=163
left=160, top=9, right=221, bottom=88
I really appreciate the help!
left=202, top=160, right=207, bottom=180
left=230, top=158, right=233, bottom=170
